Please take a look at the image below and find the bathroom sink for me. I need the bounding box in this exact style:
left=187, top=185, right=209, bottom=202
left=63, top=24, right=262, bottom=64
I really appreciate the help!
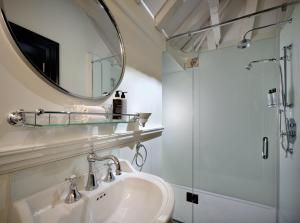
left=10, top=160, right=174, bottom=223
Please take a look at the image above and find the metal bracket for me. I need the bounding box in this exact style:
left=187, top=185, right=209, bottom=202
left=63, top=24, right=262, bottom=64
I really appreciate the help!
left=184, top=57, right=199, bottom=69
left=7, top=110, right=25, bottom=126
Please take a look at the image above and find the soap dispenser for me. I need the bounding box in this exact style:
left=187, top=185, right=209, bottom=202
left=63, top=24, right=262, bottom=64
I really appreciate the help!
left=121, top=91, right=128, bottom=119
left=113, top=90, right=122, bottom=119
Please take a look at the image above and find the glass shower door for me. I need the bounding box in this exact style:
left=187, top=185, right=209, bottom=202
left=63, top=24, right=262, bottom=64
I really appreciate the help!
left=192, top=38, right=279, bottom=223
left=162, top=52, right=194, bottom=222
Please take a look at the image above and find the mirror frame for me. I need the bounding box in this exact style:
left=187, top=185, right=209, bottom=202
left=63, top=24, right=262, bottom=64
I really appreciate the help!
left=0, top=0, right=125, bottom=100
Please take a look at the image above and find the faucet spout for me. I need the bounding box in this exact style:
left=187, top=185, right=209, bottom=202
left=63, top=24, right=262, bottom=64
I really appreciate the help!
left=87, top=153, right=121, bottom=175
left=86, top=151, right=121, bottom=191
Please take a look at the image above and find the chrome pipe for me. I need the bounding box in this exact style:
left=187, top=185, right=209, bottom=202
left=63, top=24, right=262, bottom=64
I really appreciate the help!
left=238, top=18, right=292, bottom=49
left=14, top=109, right=139, bottom=117
left=282, top=44, right=292, bottom=107
left=245, top=57, right=282, bottom=70
left=242, top=18, right=292, bottom=40
left=167, top=1, right=300, bottom=41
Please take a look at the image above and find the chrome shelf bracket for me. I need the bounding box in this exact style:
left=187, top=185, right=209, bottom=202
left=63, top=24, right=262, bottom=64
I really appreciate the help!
left=7, top=109, right=25, bottom=126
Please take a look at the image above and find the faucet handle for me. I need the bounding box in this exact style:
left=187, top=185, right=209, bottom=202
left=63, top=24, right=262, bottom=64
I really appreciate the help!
left=103, top=162, right=115, bottom=182
left=105, top=162, right=119, bottom=174
left=65, top=175, right=81, bottom=204
left=87, top=150, right=96, bottom=161
left=65, top=175, right=78, bottom=185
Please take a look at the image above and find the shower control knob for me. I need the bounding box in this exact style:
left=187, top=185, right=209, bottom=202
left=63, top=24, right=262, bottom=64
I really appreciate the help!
left=289, top=122, right=296, bottom=128
left=287, top=118, right=297, bottom=145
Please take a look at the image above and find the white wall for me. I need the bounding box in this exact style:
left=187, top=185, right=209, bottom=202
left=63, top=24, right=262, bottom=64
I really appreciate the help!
left=0, top=0, right=165, bottom=222
left=4, top=0, right=111, bottom=96
left=279, top=5, right=300, bottom=223
left=163, top=38, right=279, bottom=209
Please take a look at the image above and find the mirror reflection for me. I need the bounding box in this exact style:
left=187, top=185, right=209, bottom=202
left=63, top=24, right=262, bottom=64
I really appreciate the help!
left=2, top=0, right=124, bottom=99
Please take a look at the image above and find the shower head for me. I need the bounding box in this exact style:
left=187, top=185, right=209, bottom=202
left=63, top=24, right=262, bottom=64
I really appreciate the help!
left=238, top=38, right=251, bottom=49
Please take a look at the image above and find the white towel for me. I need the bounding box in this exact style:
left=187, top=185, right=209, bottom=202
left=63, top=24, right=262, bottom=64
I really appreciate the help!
left=83, top=106, right=107, bottom=123
left=25, top=114, right=69, bottom=126
left=69, top=105, right=107, bottom=123
left=83, top=106, right=106, bottom=114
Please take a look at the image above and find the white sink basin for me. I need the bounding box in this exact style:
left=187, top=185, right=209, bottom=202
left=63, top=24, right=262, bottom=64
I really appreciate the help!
left=10, top=160, right=174, bottom=223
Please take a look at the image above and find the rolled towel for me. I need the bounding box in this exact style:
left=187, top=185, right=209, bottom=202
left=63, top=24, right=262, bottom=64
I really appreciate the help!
left=71, top=105, right=105, bottom=123
left=25, top=113, right=68, bottom=126
left=82, top=106, right=107, bottom=123
left=83, top=106, right=106, bottom=114
left=70, top=104, right=88, bottom=123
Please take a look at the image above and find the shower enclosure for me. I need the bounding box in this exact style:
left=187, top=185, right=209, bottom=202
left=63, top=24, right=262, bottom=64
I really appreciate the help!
left=92, top=55, right=121, bottom=97
left=163, top=38, right=279, bottom=223
left=162, top=5, right=299, bottom=221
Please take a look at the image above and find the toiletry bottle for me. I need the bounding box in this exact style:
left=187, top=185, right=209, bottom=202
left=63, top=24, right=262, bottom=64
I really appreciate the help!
left=113, top=90, right=122, bottom=119
left=267, top=88, right=277, bottom=107
left=121, top=91, right=128, bottom=120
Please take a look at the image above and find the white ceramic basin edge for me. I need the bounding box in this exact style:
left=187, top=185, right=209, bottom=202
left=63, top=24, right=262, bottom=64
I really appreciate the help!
left=10, top=159, right=174, bottom=223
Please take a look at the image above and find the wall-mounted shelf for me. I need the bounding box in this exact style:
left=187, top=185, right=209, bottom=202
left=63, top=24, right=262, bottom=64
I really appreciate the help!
left=7, top=109, right=140, bottom=127
left=0, top=127, right=164, bottom=174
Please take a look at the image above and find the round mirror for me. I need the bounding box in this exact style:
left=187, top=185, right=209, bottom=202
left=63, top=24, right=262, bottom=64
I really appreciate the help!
left=0, top=0, right=125, bottom=100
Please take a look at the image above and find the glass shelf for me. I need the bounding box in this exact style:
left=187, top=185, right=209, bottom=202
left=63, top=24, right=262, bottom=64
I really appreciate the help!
left=7, top=109, right=139, bottom=127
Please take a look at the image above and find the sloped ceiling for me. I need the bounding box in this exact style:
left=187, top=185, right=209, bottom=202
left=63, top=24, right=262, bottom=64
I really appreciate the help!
left=139, top=0, right=288, bottom=55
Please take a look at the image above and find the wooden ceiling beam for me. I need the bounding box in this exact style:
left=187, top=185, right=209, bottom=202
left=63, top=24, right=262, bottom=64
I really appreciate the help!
left=207, top=0, right=221, bottom=49
left=184, top=0, right=229, bottom=52
left=202, top=0, right=229, bottom=51
left=155, top=0, right=183, bottom=29
left=194, top=32, right=209, bottom=52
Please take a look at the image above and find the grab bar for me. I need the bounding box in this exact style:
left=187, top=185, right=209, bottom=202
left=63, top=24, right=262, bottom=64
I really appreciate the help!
left=262, top=137, right=269, bottom=159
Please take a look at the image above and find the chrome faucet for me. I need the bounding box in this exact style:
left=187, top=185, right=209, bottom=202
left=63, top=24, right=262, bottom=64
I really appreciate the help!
left=86, top=151, right=121, bottom=191
left=65, top=175, right=81, bottom=204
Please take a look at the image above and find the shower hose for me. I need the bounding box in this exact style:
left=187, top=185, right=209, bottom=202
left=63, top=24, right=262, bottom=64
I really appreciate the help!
left=131, top=142, right=148, bottom=171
